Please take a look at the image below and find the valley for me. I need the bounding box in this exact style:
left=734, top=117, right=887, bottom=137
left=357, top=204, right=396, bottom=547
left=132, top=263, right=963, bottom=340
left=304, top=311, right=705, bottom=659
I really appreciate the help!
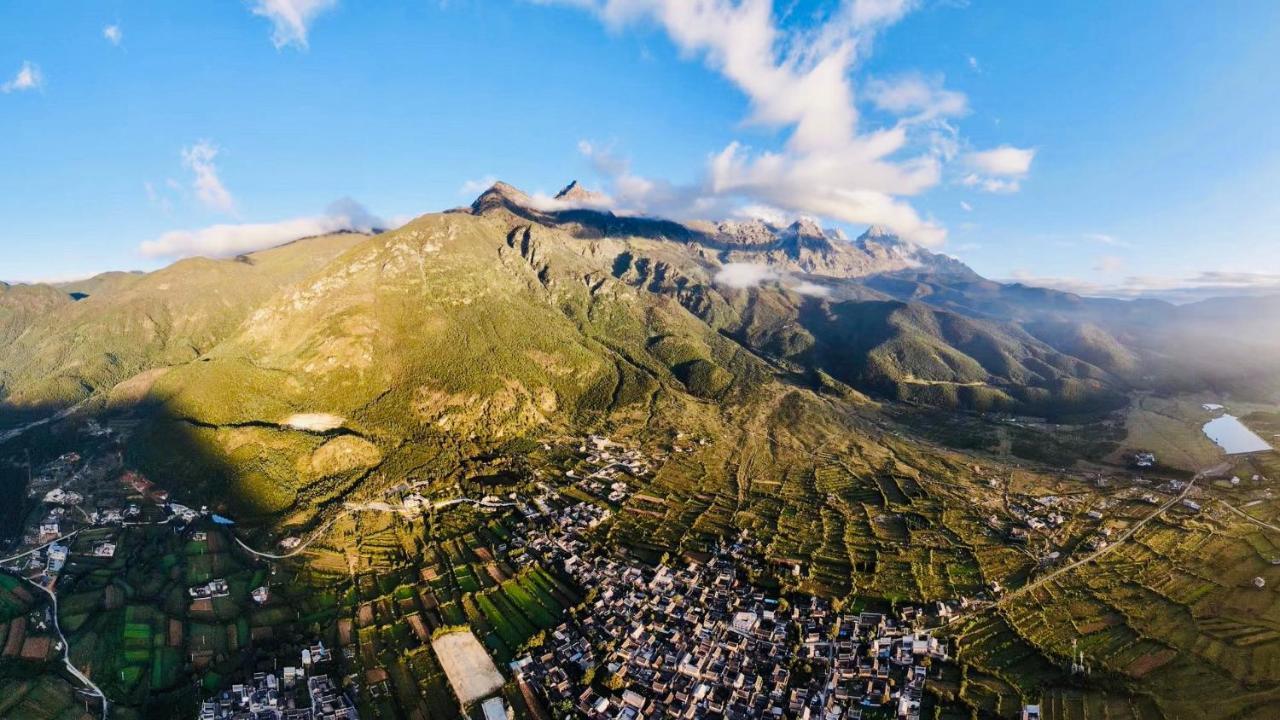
left=1, top=185, right=1279, bottom=720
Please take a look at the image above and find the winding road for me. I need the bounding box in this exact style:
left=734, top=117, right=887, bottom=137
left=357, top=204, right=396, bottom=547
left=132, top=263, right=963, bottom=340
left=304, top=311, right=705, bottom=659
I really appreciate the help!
left=20, top=577, right=109, bottom=719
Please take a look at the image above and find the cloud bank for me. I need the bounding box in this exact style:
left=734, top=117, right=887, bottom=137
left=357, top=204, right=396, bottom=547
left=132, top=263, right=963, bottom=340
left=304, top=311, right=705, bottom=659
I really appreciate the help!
left=1008, top=270, right=1280, bottom=303
left=790, top=280, right=832, bottom=297
left=714, top=262, right=778, bottom=289
left=139, top=198, right=384, bottom=259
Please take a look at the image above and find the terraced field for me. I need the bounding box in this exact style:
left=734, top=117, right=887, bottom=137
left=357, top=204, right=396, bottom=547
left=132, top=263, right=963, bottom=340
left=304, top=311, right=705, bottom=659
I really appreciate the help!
left=594, top=389, right=1280, bottom=718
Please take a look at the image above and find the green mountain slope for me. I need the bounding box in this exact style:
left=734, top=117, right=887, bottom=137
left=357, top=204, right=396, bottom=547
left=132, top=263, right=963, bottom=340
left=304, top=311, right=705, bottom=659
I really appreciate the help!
left=124, top=208, right=772, bottom=518
left=0, top=232, right=369, bottom=409
left=1, top=181, right=1276, bottom=519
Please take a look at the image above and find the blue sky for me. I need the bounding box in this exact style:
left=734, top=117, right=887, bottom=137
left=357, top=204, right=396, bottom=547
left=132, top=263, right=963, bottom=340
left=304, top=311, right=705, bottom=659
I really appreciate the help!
left=2, top=1, right=1279, bottom=300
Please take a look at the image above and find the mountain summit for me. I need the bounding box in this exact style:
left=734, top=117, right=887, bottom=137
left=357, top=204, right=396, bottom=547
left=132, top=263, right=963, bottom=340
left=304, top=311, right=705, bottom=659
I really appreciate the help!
left=466, top=181, right=978, bottom=281
left=554, top=180, right=608, bottom=206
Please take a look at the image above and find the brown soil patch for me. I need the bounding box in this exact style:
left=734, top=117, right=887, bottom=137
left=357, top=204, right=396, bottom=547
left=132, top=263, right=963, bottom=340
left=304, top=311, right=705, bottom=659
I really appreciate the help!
left=19, top=636, right=51, bottom=661
left=1126, top=648, right=1178, bottom=678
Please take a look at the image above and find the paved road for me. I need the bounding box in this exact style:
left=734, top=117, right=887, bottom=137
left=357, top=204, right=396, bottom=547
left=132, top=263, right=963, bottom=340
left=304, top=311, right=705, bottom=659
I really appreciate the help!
left=1221, top=500, right=1280, bottom=533
left=232, top=514, right=346, bottom=560
left=993, top=464, right=1223, bottom=609
left=0, top=531, right=84, bottom=566
left=13, top=576, right=109, bottom=719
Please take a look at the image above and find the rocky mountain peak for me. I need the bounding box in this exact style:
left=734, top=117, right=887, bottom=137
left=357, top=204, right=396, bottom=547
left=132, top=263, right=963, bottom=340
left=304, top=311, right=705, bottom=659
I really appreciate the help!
left=554, top=180, right=606, bottom=205
left=787, top=217, right=827, bottom=239
left=862, top=224, right=897, bottom=240
left=470, top=181, right=534, bottom=215
left=857, top=225, right=913, bottom=249
left=715, top=218, right=779, bottom=246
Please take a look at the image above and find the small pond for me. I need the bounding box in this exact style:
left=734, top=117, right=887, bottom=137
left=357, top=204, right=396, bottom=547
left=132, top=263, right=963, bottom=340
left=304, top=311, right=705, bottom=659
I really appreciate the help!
left=1203, top=414, right=1273, bottom=455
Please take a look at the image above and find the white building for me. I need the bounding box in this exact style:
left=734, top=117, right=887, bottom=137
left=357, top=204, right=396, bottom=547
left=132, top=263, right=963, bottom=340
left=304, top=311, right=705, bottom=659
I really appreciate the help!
left=481, top=697, right=508, bottom=720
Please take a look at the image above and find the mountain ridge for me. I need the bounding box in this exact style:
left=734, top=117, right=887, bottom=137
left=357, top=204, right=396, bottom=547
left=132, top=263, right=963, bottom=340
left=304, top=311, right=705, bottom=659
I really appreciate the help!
left=3, top=180, right=1278, bottom=427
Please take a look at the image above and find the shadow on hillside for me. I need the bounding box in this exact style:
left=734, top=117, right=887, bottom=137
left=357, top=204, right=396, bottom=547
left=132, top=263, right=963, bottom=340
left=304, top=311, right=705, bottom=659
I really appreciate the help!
left=0, top=400, right=100, bottom=549
left=0, top=395, right=311, bottom=547
left=118, top=398, right=340, bottom=528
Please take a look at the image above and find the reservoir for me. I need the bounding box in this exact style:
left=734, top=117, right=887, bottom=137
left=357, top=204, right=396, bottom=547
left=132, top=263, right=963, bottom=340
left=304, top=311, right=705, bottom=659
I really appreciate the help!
left=1203, top=414, right=1273, bottom=455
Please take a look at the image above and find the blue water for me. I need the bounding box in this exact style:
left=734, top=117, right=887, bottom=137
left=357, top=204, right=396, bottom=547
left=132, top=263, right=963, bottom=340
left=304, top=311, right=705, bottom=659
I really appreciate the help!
left=1203, top=415, right=1273, bottom=455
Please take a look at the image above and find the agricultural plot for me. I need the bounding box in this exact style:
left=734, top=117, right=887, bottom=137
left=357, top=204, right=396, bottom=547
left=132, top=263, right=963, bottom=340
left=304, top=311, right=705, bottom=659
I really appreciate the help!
left=0, top=675, right=94, bottom=720
left=948, top=479, right=1280, bottom=720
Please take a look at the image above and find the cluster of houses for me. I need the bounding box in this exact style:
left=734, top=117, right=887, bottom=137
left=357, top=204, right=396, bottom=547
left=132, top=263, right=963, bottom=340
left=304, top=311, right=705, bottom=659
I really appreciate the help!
left=197, top=643, right=356, bottom=720
left=566, top=435, right=656, bottom=501
left=510, top=496, right=950, bottom=720
left=1000, top=495, right=1074, bottom=544
left=189, top=579, right=230, bottom=599
left=42, top=487, right=83, bottom=505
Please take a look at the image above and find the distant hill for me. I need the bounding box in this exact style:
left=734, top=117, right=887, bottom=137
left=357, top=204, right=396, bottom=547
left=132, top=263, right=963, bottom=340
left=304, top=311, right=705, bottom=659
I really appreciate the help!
left=54, top=270, right=147, bottom=300
left=0, top=232, right=369, bottom=409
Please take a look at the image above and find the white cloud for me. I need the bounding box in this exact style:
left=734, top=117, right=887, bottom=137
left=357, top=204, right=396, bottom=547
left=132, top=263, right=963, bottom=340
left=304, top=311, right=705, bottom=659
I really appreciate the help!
left=139, top=198, right=384, bottom=259
left=734, top=203, right=793, bottom=226
left=959, top=145, right=1035, bottom=193
left=967, top=55, right=979, bottom=71
left=541, top=0, right=969, bottom=247
left=460, top=175, right=499, bottom=196
left=790, top=280, right=832, bottom=297
left=959, top=200, right=972, bottom=212
left=103, top=24, right=123, bottom=46
left=182, top=141, right=236, bottom=214
left=965, top=145, right=1035, bottom=175
left=866, top=73, right=967, bottom=122
left=848, top=0, right=917, bottom=28
left=250, top=0, right=337, bottom=49
left=959, top=174, right=1015, bottom=193
left=714, top=262, right=778, bottom=289
left=1007, top=269, right=1280, bottom=302
left=1, top=61, right=43, bottom=93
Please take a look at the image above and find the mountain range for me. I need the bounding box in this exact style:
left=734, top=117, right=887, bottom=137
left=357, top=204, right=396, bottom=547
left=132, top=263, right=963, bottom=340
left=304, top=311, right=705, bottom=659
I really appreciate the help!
left=2, top=181, right=1278, bottom=516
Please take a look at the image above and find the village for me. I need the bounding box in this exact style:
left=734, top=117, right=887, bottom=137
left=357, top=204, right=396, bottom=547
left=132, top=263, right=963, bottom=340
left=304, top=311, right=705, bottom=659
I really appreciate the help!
left=437, top=436, right=964, bottom=720
left=197, top=642, right=357, bottom=720
left=0, top=429, right=1161, bottom=720
left=515, top=512, right=951, bottom=720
